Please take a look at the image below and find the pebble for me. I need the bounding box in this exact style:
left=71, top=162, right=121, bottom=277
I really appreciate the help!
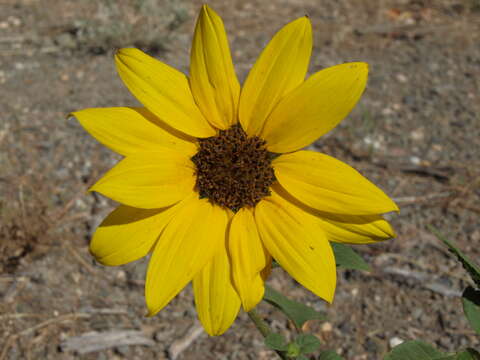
left=410, top=128, right=425, bottom=141
left=115, top=345, right=131, bottom=357
left=389, top=336, right=404, bottom=348
left=412, top=308, right=423, bottom=320
left=321, top=322, right=333, bottom=332
left=396, top=73, right=408, bottom=83
left=409, top=156, right=421, bottom=165
left=8, top=16, right=21, bottom=27
left=56, top=32, right=77, bottom=49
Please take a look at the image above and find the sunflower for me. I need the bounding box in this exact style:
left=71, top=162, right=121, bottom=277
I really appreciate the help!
left=72, top=5, right=398, bottom=335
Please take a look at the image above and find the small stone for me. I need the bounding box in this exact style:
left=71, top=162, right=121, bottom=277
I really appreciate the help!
left=115, top=345, right=130, bottom=356
left=71, top=272, right=81, bottom=284
left=396, top=73, right=408, bottom=83
left=409, top=156, right=421, bottom=165
left=8, top=16, right=21, bottom=27
left=116, top=270, right=127, bottom=281
left=471, top=229, right=480, bottom=242
left=410, top=128, right=424, bottom=141
left=412, top=308, right=423, bottom=320
left=381, top=107, right=393, bottom=115
left=56, top=33, right=77, bottom=49
left=321, top=322, right=333, bottom=332
left=389, top=337, right=404, bottom=348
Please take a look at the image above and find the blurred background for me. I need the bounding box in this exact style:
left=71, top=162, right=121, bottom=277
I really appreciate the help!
left=0, top=0, right=479, bottom=359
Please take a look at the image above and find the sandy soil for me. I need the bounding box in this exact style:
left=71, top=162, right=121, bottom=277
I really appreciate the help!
left=1, top=0, right=479, bottom=359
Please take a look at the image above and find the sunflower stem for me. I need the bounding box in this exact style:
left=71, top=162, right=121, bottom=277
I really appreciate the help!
left=247, top=309, right=289, bottom=359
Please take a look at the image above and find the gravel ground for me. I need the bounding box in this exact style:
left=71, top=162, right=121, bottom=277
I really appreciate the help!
left=1, top=0, right=479, bottom=359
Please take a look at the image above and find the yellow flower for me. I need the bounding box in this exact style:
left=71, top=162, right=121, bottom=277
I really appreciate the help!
left=72, top=5, right=398, bottom=335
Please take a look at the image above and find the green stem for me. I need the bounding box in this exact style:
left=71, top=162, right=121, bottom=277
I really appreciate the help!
left=247, top=309, right=289, bottom=360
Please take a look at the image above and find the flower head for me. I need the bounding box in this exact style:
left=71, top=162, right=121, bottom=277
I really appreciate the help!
left=72, top=5, right=398, bottom=335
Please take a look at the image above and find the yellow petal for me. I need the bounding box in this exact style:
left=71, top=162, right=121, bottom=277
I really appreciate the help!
left=72, top=107, right=197, bottom=157
left=229, top=208, right=268, bottom=311
left=90, top=150, right=195, bottom=209
left=146, top=196, right=228, bottom=316
left=255, top=188, right=336, bottom=303
left=193, top=246, right=241, bottom=336
left=319, top=213, right=396, bottom=244
left=115, top=48, right=215, bottom=138
left=190, top=5, right=240, bottom=129
left=262, top=62, right=368, bottom=153
left=90, top=204, right=179, bottom=266
left=273, top=183, right=396, bottom=245
left=239, top=17, right=312, bottom=136
left=273, top=151, right=398, bottom=215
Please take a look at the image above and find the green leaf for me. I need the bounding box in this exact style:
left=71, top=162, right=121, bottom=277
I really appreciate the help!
left=462, top=286, right=480, bottom=335
left=319, top=350, right=345, bottom=359
left=286, top=342, right=301, bottom=358
left=428, top=225, right=480, bottom=287
left=455, top=348, right=480, bottom=360
left=297, top=356, right=309, bottom=360
left=384, top=340, right=447, bottom=360
left=331, top=242, right=370, bottom=271
left=295, top=334, right=321, bottom=354
left=263, top=285, right=326, bottom=329
left=265, top=333, right=288, bottom=351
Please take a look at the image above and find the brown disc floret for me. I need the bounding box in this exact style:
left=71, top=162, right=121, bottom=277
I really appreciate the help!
left=191, top=124, right=276, bottom=212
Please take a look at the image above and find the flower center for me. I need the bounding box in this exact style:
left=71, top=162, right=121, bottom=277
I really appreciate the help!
left=191, top=124, right=276, bottom=212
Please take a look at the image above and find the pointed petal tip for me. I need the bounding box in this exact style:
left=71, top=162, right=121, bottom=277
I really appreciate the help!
left=67, top=111, right=77, bottom=120
left=385, top=199, right=400, bottom=214
left=388, top=227, right=397, bottom=239
left=145, top=298, right=162, bottom=318
left=115, top=47, right=134, bottom=57
left=242, top=300, right=259, bottom=313
left=88, top=244, right=115, bottom=267
left=88, top=244, right=101, bottom=263
left=393, top=202, right=400, bottom=212
left=293, top=15, right=311, bottom=25
left=114, top=47, right=127, bottom=60
left=200, top=3, right=218, bottom=19
left=201, top=3, right=211, bottom=12
left=145, top=309, right=157, bottom=318
left=292, top=16, right=312, bottom=32
left=380, top=213, right=398, bottom=238
left=352, top=61, right=369, bottom=74
left=321, top=277, right=336, bottom=305
left=324, top=292, right=335, bottom=304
